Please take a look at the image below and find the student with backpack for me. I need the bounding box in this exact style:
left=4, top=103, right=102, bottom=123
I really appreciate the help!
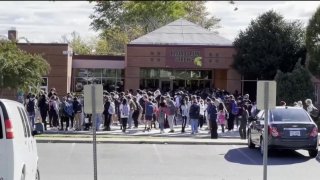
left=26, top=94, right=37, bottom=129
left=180, top=99, right=189, bottom=133
left=48, top=95, right=59, bottom=130
left=189, top=98, right=200, bottom=135
left=157, top=101, right=166, bottom=133
left=144, top=97, right=154, bottom=132
left=59, top=97, right=69, bottom=131
left=38, top=94, right=49, bottom=131
left=239, top=105, right=249, bottom=139
left=217, top=102, right=228, bottom=133
left=165, top=95, right=176, bottom=133
left=127, top=95, right=137, bottom=129
left=103, top=96, right=111, bottom=131
left=206, top=97, right=218, bottom=139
left=227, top=96, right=237, bottom=131
left=119, top=98, right=130, bottom=133
left=73, top=97, right=83, bottom=131
left=132, top=96, right=142, bottom=128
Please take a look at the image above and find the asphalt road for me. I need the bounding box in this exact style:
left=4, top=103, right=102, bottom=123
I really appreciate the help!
left=37, top=143, right=320, bottom=180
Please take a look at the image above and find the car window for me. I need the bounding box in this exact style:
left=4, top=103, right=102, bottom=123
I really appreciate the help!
left=20, top=108, right=31, bottom=137
left=17, top=107, right=28, bottom=138
left=271, top=108, right=311, bottom=122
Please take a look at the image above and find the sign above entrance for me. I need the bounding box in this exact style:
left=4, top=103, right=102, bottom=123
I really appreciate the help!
left=166, top=47, right=204, bottom=68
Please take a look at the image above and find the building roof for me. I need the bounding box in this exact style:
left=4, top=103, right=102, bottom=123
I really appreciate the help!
left=129, top=18, right=232, bottom=46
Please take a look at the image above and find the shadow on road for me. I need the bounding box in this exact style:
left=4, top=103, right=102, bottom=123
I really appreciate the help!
left=224, top=147, right=311, bottom=166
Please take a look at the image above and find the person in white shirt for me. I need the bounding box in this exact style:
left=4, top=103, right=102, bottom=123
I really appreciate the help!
left=199, top=99, right=206, bottom=129
left=119, top=98, right=130, bottom=133
left=180, top=99, right=189, bottom=133
left=305, top=99, right=318, bottom=121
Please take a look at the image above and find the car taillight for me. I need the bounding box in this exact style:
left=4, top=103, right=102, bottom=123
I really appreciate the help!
left=5, top=119, right=14, bottom=139
left=310, top=127, right=318, bottom=137
left=268, top=126, right=280, bottom=137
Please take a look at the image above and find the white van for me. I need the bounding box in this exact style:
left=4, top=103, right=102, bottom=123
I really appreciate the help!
left=0, top=99, right=40, bottom=180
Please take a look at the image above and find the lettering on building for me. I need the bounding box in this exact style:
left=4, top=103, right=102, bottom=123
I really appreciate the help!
left=170, top=50, right=201, bottom=63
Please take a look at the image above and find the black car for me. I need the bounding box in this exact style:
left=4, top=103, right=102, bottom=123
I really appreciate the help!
left=247, top=106, right=319, bottom=157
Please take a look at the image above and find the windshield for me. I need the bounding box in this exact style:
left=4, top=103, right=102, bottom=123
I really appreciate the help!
left=271, top=108, right=311, bottom=122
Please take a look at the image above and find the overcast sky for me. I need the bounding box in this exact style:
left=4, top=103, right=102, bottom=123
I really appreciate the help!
left=0, top=1, right=319, bottom=43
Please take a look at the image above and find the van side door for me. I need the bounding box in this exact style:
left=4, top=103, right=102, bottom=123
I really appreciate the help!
left=0, top=104, right=7, bottom=179
left=19, top=106, right=37, bottom=179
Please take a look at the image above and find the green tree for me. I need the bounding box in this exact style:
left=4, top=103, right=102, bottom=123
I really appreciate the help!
left=184, top=1, right=220, bottom=31
left=275, top=61, right=314, bottom=105
left=89, top=1, right=220, bottom=54
left=0, top=39, right=50, bottom=95
left=61, top=31, right=93, bottom=55
left=232, top=10, right=306, bottom=80
left=61, top=31, right=111, bottom=55
left=306, top=6, right=320, bottom=77
left=90, top=1, right=219, bottom=33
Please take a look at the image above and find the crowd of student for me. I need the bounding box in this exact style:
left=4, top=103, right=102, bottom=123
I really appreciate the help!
left=21, top=87, right=260, bottom=139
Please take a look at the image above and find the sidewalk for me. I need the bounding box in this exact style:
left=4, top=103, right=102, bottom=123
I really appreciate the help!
left=36, top=124, right=320, bottom=145
left=36, top=124, right=247, bottom=145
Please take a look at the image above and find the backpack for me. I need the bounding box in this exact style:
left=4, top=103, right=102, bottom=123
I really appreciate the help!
left=108, top=102, right=115, bottom=115
left=189, top=104, right=199, bottom=116
left=27, top=99, right=35, bottom=113
left=64, top=102, right=73, bottom=117
left=134, top=101, right=142, bottom=112
left=168, top=101, right=176, bottom=115
left=122, top=104, right=130, bottom=116
left=145, top=103, right=154, bottom=116
left=231, top=101, right=239, bottom=115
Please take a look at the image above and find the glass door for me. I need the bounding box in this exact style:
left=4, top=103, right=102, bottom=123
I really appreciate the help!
left=173, top=80, right=185, bottom=91
left=160, top=80, right=172, bottom=93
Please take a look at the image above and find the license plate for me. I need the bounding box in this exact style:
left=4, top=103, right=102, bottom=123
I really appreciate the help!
left=290, top=131, right=300, bottom=136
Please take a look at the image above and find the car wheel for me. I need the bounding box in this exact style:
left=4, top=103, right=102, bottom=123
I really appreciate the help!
left=308, top=149, right=318, bottom=158
left=36, top=168, right=40, bottom=180
left=260, top=138, right=269, bottom=156
left=247, top=131, right=255, bottom=149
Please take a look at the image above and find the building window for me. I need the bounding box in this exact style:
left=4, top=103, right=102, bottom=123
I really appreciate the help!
left=73, top=68, right=124, bottom=92
left=140, top=68, right=212, bottom=91
left=40, top=77, right=48, bottom=93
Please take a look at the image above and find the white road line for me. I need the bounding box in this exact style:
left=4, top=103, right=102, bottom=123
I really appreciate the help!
left=67, top=143, right=76, bottom=161
left=153, top=144, right=163, bottom=163
left=233, top=145, right=258, bottom=165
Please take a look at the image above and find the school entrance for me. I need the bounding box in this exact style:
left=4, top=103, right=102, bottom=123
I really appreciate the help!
left=140, top=68, right=212, bottom=92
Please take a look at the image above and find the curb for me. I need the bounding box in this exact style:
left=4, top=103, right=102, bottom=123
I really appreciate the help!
left=36, top=139, right=247, bottom=145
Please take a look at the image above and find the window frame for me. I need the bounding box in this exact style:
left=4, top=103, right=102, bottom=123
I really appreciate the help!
left=17, top=107, right=28, bottom=138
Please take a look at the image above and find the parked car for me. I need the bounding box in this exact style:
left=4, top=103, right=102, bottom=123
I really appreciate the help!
left=0, top=99, right=40, bottom=180
left=247, top=106, right=319, bottom=158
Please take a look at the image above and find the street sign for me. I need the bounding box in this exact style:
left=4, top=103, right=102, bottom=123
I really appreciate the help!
left=256, top=81, right=276, bottom=110
left=83, top=84, right=104, bottom=114
left=83, top=84, right=103, bottom=180
left=256, top=80, right=277, bottom=180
